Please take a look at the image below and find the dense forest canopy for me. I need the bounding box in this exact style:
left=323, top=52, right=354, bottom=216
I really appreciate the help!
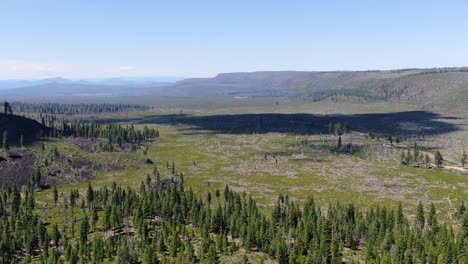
left=0, top=176, right=466, bottom=263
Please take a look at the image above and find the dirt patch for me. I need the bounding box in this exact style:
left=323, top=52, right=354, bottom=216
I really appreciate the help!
left=0, top=150, right=35, bottom=188
left=66, top=137, right=139, bottom=154
left=66, top=137, right=101, bottom=153
left=8, top=153, right=23, bottom=160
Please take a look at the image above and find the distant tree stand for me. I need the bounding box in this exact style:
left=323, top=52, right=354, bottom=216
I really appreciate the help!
left=434, top=151, right=444, bottom=168
left=3, top=101, right=13, bottom=114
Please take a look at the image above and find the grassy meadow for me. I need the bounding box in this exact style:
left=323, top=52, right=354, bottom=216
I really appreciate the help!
left=31, top=99, right=467, bottom=228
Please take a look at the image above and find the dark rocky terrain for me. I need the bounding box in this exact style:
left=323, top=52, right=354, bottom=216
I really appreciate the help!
left=0, top=113, right=51, bottom=143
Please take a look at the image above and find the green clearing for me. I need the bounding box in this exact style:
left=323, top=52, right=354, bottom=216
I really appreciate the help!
left=34, top=101, right=467, bottom=225
left=17, top=100, right=465, bottom=263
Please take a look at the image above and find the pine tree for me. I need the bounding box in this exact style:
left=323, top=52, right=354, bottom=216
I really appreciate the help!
left=243, top=254, right=249, bottom=264
left=413, top=142, right=420, bottom=162
left=80, top=214, right=90, bottom=245
left=34, top=167, right=42, bottom=189
left=458, top=201, right=466, bottom=218
left=86, top=182, right=94, bottom=209
left=428, top=203, right=437, bottom=229
left=416, top=202, right=425, bottom=233
left=424, top=154, right=431, bottom=168
left=400, top=151, right=407, bottom=165
left=92, top=209, right=99, bottom=230
left=406, top=149, right=413, bottom=164
left=461, top=150, right=467, bottom=168
left=276, top=235, right=289, bottom=264
left=2, top=130, right=8, bottom=150
left=52, top=224, right=61, bottom=246
left=434, top=151, right=444, bottom=168
left=53, top=186, right=58, bottom=207
left=331, top=237, right=341, bottom=264
left=207, top=243, right=217, bottom=264
left=397, top=203, right=406, bottom=227
left=93, top=237, right=105, bottom=263
left=0, top=174, right=463, bottom=263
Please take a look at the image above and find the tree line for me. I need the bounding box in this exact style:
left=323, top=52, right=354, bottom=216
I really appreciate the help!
left=0, top=172, right=466, bottom=263
left=10, top=102, right=150, bottom=115
left=2, top=111, right=159, bottom=151
left=63, top=122, right=159, bottom=150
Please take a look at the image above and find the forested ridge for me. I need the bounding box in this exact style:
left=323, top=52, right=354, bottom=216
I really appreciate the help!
left=1, top=101, right=158, bottom=148
left=2, top=114, right=159, bottom=151
left=11, top=102, right=150, bottom=115
left=0, top=173, right=466, bottom=263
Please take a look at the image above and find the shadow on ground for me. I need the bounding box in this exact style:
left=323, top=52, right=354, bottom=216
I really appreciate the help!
left=96, top=111, right=459, bottom=137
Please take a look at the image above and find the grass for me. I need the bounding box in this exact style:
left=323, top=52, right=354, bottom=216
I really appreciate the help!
left=34, top=117, right=468, bottom=225
left=49, top=125, right=468, bottom=215
left=19, top=99, right=468, bottom=263
left=24, top=100, right=468, bottom=263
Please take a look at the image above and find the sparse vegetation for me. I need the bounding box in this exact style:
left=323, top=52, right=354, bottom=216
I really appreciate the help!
left=11, top=102, right=150, bottom=114
left=3, top=1, right=468, bottom=262
left=1, top=99, right=468, bottom=263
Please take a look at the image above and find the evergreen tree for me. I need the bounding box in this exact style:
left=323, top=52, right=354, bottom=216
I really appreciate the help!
left=434, top=151, right=444, bottom=168
left=34, top=166, right=42, bottom=189
left=86, top=182, right=94, bottom=209
left=428, top=203, right=437, bottom=229
left=331, top=237, right=341, bottom=264
left=461, top=150, right=467, bottom=168
left=92, top=209, right=99, bottom=230
left=80, top=213, right=90, bottom=245
left=416, top=202, right=425, bottom=233
left=2, top=130, right=8, bottom=150
left=53, top=186, right=58, bottom=207
left=0, top=177, right=464, bottom=263
left=424, top=154, right=431, bottom=168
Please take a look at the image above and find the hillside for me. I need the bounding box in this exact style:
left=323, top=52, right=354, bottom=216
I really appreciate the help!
left=2, top=68, right=468, bottom=110
left=0, top=83, right=151, bottom=97
left=163, top=70, right=416, bottom=98
left=0, top=113, right=51, bottom=143
left=152, top=68, right=468, bottom=105
left=0, top=80, right=173, bottom=98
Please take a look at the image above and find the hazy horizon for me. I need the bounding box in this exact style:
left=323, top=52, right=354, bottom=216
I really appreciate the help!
left=3, top=66, right=468, bottom=82
left=1, top=1, right=468, bottom=79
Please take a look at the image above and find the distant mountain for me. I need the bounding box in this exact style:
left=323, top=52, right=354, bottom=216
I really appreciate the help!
left=0, top=76, right=185, bottom=90
left=0, top=77, right=180, bottom=98
left=2, top=68, right=468, bottom=110
left=0, top=77, right=73, bottom=90
left=138, top=67, right=468, bottom=107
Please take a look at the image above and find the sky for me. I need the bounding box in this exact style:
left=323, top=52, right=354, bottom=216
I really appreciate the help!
left=0, top=0, right=467, bottom=79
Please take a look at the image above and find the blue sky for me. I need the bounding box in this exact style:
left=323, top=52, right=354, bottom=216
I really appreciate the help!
left=0, top=0, right=467, bottom=79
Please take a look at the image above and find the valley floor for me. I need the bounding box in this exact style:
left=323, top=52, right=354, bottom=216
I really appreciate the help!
left=32, top=100, right=468, bottom=224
